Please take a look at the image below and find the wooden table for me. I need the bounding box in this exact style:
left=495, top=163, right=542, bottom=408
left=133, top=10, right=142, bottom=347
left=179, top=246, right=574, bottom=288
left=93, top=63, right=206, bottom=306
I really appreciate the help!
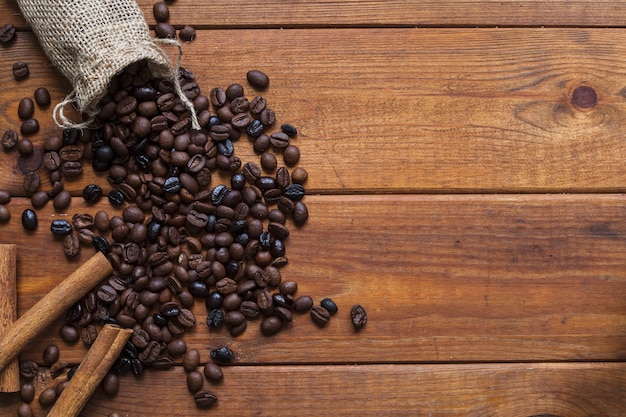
left=2, top=1, right=626, bottom=415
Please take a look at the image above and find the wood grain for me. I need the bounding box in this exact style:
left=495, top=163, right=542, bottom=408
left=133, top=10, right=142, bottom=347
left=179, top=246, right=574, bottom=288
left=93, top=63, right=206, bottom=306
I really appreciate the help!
left=0, top=244, right=19, bottom=392
left=1, top=194, right=624, bottom=364
left=3, top=30, right=626, bottom=194
left=10, top=363, right=626, bottom=417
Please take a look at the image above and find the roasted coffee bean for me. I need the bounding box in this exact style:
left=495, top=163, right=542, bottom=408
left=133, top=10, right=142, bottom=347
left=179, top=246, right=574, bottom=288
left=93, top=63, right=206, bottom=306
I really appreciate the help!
left=60, top=324, right=79, bottom=343
left=34, top=87, right=51, bottom=107
left=93, top=236, right=111, bottom=255
left=311, top=305, right=331, bottom=327
left=246, top=118, right=264, bottom=137
left=321, top=298, right=338, bottom=315
left=269, top=131, right=290, bottom=148
left=21, top=209, right=37, bottom=231
left=17, top=403, right=33, bottom=417
left=108, top=189, right=125, bottom=206
left=0, top=23, right=16, bottom=43
left=18, top=98, right=35, bottom=120
left=205, top=308, right=224, bottom=328
left=62, top=128, right=80, bottom=145
left=183, top=348, right=200, bottom=373
left=291, top=167, right=308, bottom=184
left=260, top=108, right=276, bottom=126
left=59, top=145, right=83, bottom=162
left=62, top=160, right=82, bottom=177
left=0, top=205, right=9, bottom=223
left=167, top=339, right=187, bottom=357
left=20, top=119, right=39, bottom=136
left=292, top=201, right=309, bottom=226
left=260, top=315, right=282, bottom=336
left=209, top=87, right=227, bottom=107
left=283, top=183, right=305, bottom=201
left=53, top=190, right=72, bottom=210
left=50, top=219, right=72, bottom=236
left=82, top=184, right=102, bottom=204
left=19, top=382, right=35, bottom=402
left=17, top=137, right=33, bottom=155
left=23, top=171, right=40, bottom=193
left=187, top=370, right=204, bottom=392
left=281, top=123, right=298, bottom=137
left=1, top=129, right=18, bottom=151
left=19, top=360, right=38, bottom=379
left=38, top=387, right=57, bottom=407
left=283, top=144, right=300, bottom=166
left=347, top=304, right=368, bottom=330
left=247, top=70, right=270, bottom=90
left=194, top=390, right=218, bottom=409
left=43, top=151, right=61, bottom=170
left=102, top=372, right=119, bottom=397
left=30, top=191, right=48, bottom=208
left=152, top=1, right=170, bottom=21
left=260, top=152, right=277, bottom=172
left=179, top=25, right=196, bottom=42
left=13, top=61, right=29, bottom=79
left=203, top=362, right=223, bottom=383
left=210, top=346, right=235, bottom=364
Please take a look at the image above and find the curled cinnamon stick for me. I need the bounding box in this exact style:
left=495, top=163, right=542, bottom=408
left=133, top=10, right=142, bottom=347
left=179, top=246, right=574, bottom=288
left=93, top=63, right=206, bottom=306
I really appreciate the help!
left=0, top=244, right=19, bottom=392
left=0, top=251, right=113, bottom=373
left=48, top=324, right=132, bottom=417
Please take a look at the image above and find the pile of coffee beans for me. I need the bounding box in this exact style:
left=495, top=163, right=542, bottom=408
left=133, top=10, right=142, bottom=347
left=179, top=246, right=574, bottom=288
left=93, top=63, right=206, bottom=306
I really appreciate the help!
left=2, top=2, right=367, bottom=414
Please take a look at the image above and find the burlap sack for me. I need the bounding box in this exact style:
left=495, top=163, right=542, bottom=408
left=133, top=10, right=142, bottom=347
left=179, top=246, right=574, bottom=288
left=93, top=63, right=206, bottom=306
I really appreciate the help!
left=16, top=0, right=197, bottom=129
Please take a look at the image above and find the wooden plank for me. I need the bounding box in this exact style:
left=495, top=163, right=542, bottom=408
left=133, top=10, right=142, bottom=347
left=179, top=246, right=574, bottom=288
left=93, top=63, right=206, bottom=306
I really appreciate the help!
left=7, top=1, right=626, bottom=28
left=3, top=29, right=626, bottom=194
left=2, top=194, right=626, bottom=364
left=4, top=363, right=625, bottom=416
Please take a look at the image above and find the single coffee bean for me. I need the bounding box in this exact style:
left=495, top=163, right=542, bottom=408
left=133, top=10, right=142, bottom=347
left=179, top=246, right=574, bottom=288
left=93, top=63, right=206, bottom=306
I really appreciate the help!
left=247, top=69, right=270, bottom=90
left=13, top=61, right=29, bottom=79
left=62, top=128, right=80, bottom=145
left=42, top=344, right=60, bottom=366
left=53, top=190, right=72, bottom=211
left=34, top=87, right=51, bottom=107
left=108, top=189, right=125, bottom=206
left=19, top=382, right=35, bottom=402
left=0, top=205, right=9, bottom=223
left=101, top=372, right=119, bottom=397
left=1, top=129, right=18, bottom=151
left=17, top=137, right=34, bottom=155
left=23, top=171, right=40, bottom=193
left=50, top=219, right=73, bottom=236
left=283, top=144, right=300, bottom=166
left=194, top=390, right=218, bottom=409
left=21, top=209, right=37, bottom=231
left=351, top=304, right=368, bottom=329
left=167, top=339, right=187, bottom=357
left=187, top=370, right=204, bottom=393
left=292, top=201, right=309, bottom=226
left=18, top=98, right=35, bottom=120
left=225, top=83, right=244, bottom=100
left=0, top=23, right=16, bottom=43
left=281, top=123, right=298, bottom=137
left=210, top=346, right=235, bottom=364
left=260, top=315, right=282, bottom=336
left=81, top=324, right=98, bottom=345
left=0, top=190, right=10, bottom=205
left=63, top=234, right=80, bottom=257
left=179, top=25, right=196, bottom=42
left=19, top=360, right=38, bottom=379
left=260, top=152, right=277, bottom=172
left=182, top=348, right=200, bottom=373
left=17, top=403, right=33, bottom=417
left=155, top=22, right=176, bottom=38
left=152, top=1, right=170, bottom=21
left=203, top=362, right=223, bottom=383
left=38, top=387, right=57, bottom=407
left=93, top=236, right=111, bottom=255
left=246, top=118, right=264, bottom=137
left=320, top=298, right=338, bottom=315
left=60, top=324, right=79, bottom=343
left=311, top=305, right=331, bottom=327
left=83, top=184, right=103, bottom=204
left=260, top=108, right=276, bottom=126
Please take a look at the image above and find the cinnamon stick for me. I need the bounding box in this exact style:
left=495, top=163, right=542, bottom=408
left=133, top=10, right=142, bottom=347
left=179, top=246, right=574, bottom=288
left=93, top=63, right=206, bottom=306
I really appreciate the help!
left=0, top=251, right=113, bottom=373
left=47, top=324, right=132, bottom=417
left=0, top=244, right=19, bottom=392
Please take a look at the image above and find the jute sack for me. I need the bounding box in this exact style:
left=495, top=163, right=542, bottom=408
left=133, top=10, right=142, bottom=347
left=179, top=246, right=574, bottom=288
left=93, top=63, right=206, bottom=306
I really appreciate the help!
left=16, top=0, right=197, bottom=128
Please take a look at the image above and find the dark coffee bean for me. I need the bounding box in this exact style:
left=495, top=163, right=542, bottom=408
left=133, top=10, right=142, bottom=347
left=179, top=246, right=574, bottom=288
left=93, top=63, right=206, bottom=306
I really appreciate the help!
left=152, top=1, right=170, bottom=21
left=209, top=87, right=227, bottom=107
left=246, top=119, right=264, bottom=137
left=188, top=280, right=209, bottom=298
left=0, top=205, right=9, bottom=223
left=321, top=298, right=338, bottom=315
left=311, top=305, right=331, bottom=327
left=203, top=362, right=223, bottom=383
left=13, top=61, right=29, bottom=79
left=261, top=315, right=282, bottom=336
left=260, top=152, right=277, bottom=172
left=210, top=184, right=229, bottom=205
left=187, top=370, right=204, bottom=392
left=281, top=123, right=298, bottom=137
left=50, top=219, right=72, bottom=235
left=351, top=304, right=368, bottom=329
left=17, top=138, right=33, bottom=156
left=83, top=184, right=103, bottom=204
left=62, top=161, right=82, bottom=177
left=206, top=291, right=224, bottom=310
left=210, top=346, right=235, bottom=364
left=53, top=190, right=72, bottom=210
left=23, top=171, right=40, bottom=193
left=0, top=23, right=16, bottom=43
left=293, top=201, right=309, bottom=226
left=93, top=236, right=111, bottom=255
left=60, top=324, right=79, bottom=343
left=269, top=131, right=290, bottom=148
left=19, top=360, right=38, bottom=379
left=38, top=387, right=57, bottom=407
left=183, top=348, right=200, bottom=372
left=20, top=382, right=35, bottom=402
left=194, top=390, right=218, bottom=409
left=230, top=96, right=249, bottom=113
left=179, top=25, right=196, bottom=42
left=247, top=69, right=270, bottom=90
left=21, top=209, right=37, bottom=231
left=1, top=129, right=18, bottom=150
left=283, top=145, right=300, bottom=166
left=217, top=139, right=234, bottom=156
left=102, top=372, right=119, bottom=397
left=205, top=309, right=224, bottom=328
left=20, top=119, right=39, bottom=136
left=225, top=83, right=244, bottom=100
left=81, top=324, right=98, bottom=345
left=108, top=190, right=125, bottom=206
left=18, top=98, right=35, bottom=120
left=283, top=183, right=305, bottom=201
left=17, top=403, right=33, bottom=417
left=34, top=87, right=51, bottom=107
left=62, top=128, right=80, bottom=145
left=163, top=176, right=182, bottom=193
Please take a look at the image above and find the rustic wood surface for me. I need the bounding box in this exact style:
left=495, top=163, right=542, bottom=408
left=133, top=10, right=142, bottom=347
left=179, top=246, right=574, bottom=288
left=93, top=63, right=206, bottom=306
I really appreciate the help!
left=1, top=1, right=626, bottom=416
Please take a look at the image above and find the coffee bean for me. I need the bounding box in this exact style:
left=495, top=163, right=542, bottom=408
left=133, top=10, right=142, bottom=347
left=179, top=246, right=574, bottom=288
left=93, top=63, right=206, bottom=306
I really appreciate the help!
left=81, top=324, right=98, bottom=345
left=351, top=304, right=368, bottom=329
left=108, top=189, right=125, bottom=206
left=0, top=205, right=10, bottom=223
left=225, top=83, right=244, bottom=100
left=23, top=171, right=40, bottom=194
left=17, top=137, right=33, bottom=155
left=34, top=87, right=51, bottom=107
left=19, top=382, right=35, bottom=403
left=152, top=1, right=170, bottom=21
left=203, top=362, right=223, bottom=383
left=38, top=387, right=57, bottom=407
left=167, top=339, right=187, bottom=356
left=246, top=118, right=264, bottom=137
left=60, top=324, right=79, bottom=343
left=283, top=145, right=300, bottom=166
left=311, top=305, right=331, bottom=327
left=18, top=98, right=35, bottom=120
left=102, top=372, right=119, bottom=397
left=13, top=61, right=29, bottom=79
left=1, top=129, right=18, bottom=151
left=261, top=315, right=282, bottom=336
left=0, top=23, right=16, bottom=43
left=53, top=190, right=72, bottom=211
left=83, top=184, right=103, bottom=204
left=320, top=298, right=338, bottom=315
left=63, top=234, right=80, bottom=257
left=19, top=360, right=38, bottom=379
left=269, top=131, right=290, bottom=149
left=292, top=201, right=309, bottom=226
left=247, top=70, right=270, bottom=90
left=194, top=390, right=218, bottom=409
left=210, top=346, right=235, bottom=364
left=179, top=25, right=196, bottom=42
left=182, top=348, right=200, bottom=373
left=17, top=403, right=33, bottom=417
left=42, top=344, right=60, bottom=366
left=50, top=219, right=72, bottom=235
left=187, top=370, right=204, bottom=392
left=260, top=152, right=277, bottom=172
left=291, top=167, right=308, bottom=184
left=21, top=209, right=37, bottom=231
